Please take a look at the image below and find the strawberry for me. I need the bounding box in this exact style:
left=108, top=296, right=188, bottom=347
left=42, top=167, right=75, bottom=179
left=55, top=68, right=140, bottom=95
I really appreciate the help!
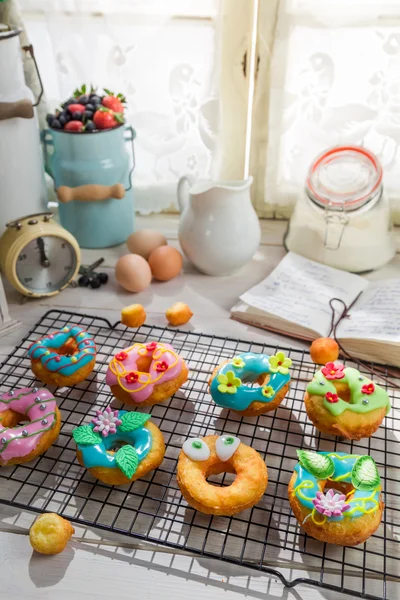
left=64, top=120, right=84, bottom=132
left=93, top=107, right=124, bottom=130
left=102, top=95, right=125, bottom=113
left=67, top=103, right=86, bottom=114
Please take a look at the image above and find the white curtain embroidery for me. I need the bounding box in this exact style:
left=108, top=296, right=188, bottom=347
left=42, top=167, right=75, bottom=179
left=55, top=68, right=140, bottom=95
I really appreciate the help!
left=254, top=0, right=400, bottom=221
left=20, top=0, right=221, bottom=213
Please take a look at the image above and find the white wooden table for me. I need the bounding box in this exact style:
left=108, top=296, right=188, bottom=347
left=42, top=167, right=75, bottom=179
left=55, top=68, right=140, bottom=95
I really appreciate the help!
left=0, top=216, right=399, bottom=600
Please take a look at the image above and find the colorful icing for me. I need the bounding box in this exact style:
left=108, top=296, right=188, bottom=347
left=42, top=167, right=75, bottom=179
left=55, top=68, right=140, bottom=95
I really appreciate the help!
left=307, top=364, right=391, bottom=416
left=106, top=342, right=184, bottom=404
left=215, top=435, right=240, bottom=461
left=73, top=409, right=152, bottom=479
left=0, top=388, right=57, bottom=464
left=28, top=325, right=96, bottom=376
left=182, top=438, right=210, bottom=461
left=292, top=450, right=381, bottom=526
left=210, top=351, right=292, bottom=411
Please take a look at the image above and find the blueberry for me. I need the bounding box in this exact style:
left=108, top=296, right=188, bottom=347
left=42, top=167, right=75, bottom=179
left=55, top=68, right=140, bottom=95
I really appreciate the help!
left=90, top=94, right=101, bottom=105
left=61, top=110, right=71, bottom=122
left=46, top=113, right=54, bottom=125
left=71, top=112, right=83, bottom=121
left=78, top=275, right=90, bottom=287
left=58, top=114, right=67, bottom=126
left=84, top=110, right=93, bottom=121
left=79, top=95, right=89, bottom=105
left=89, top=276, right=101, bottom=289
left=51, top=119, right=61, bottom=129
left=98, top=272, right=108, bottom=284
left=62, top=97, right=76, bottom=109
left=85, top=121, right=96, bottom=132
left=85, top=103, right=95, bottom=112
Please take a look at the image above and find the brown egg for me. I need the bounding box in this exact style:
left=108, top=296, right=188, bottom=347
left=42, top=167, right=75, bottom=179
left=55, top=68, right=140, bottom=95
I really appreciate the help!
left=148, top=246, right=183, bottom=281
left=126, top=230, right=167, bottom=260
left=115, top=254, right=152, bottom=292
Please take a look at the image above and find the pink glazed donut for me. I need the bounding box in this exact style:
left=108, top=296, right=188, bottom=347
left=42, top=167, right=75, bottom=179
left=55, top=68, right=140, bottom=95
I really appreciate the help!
left=0, top=387, right=61, bottom=466
left=106, top=341, right=189, bottom=407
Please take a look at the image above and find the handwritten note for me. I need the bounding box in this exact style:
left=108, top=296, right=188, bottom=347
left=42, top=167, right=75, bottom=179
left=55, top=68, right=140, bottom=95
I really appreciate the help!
left=240, top=253, right=368, bottom=336
left=337, top=279, right=400, bottom=342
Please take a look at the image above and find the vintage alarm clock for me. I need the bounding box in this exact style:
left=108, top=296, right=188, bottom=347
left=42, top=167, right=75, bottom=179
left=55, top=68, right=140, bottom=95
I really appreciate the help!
left=0, top=212, right=80, bottom=297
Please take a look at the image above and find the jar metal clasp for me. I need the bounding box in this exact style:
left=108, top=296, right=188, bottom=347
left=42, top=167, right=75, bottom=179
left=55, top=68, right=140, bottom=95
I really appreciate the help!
left=323, top=203, right=349, bottom=250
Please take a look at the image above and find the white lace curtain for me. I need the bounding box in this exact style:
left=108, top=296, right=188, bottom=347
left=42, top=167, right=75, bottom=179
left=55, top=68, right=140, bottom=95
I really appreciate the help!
left=252, top=0, right=400, bottom=222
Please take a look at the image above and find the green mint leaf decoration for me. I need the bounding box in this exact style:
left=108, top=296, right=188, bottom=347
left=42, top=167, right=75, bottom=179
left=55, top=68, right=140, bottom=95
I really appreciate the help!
left=73, top=425, right=102, bottom=446
left=119, top=412, right=151, bottom=433
left=297, top=450, right=335, bottom=479
left=115, top=446, right=139, bottom=479
left=351, top=456, right=380, bottom=491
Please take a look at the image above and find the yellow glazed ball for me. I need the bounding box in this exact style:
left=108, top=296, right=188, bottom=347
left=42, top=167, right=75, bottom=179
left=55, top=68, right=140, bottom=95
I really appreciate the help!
left=121, top=303, right=146, bottom=327
left=115, top=254, right=152, bottom=293
left=29, top=513, right=74, bottom=555
left=310, top=337, right=340, bottom=365
left=166, top=302, right=193, bottom=326
left=148, top=246, right=183, bottom=281
left=126, top=230, right=167, bottom=260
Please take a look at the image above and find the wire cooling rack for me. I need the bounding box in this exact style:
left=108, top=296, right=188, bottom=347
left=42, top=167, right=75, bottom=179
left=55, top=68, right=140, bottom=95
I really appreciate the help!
left=0, top=310, right=399, bottom=599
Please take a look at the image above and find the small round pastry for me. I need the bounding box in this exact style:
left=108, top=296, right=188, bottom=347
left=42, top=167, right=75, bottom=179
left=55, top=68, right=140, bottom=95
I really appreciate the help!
left=28, top=325, right=96, bottom=387
left=305, top=362, right=391, bottom=440
left=106, top=341, right=189, bottom=407
left=310, top=337, right=339, bottom=365
left=0, top=387, right=61, bottom=466
left=288, top=450, right=384, bottom=546
left=177, top=435, right=268, bottom=515
left=209, top=351, right=292, bottom=416
left=73, top=407, right=165, bottom=485
left=30, top=513, right=74, bottom=555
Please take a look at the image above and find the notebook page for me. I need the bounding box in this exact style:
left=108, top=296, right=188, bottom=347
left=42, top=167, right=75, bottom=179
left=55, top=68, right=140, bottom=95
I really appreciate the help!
left=240, top=253, right=368, bottom=336
left=337, top=278, right=400, bottom=342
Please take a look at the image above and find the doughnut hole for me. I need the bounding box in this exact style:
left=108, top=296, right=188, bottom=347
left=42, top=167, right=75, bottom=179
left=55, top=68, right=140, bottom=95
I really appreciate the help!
left=332, top=381, right=351, bottom=403
left=0, top=409, right=28, bottom=428
left=29, top=513, right=74, bottom=555
left=54, top=337, right=78, bottom=357
left=205, top=462, right=236, bottom=487
left=321, top=480, right=353, bottom=497
left=136, top=354, right=153, bottom=373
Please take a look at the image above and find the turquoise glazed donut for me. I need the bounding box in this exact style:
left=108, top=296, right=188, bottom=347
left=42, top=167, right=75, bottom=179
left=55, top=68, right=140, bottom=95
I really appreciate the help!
left=73, top=408, right=165, bottom=485
left=209, top=351, right=292, bottom=416
left=28, top=324, right=96, bottom=386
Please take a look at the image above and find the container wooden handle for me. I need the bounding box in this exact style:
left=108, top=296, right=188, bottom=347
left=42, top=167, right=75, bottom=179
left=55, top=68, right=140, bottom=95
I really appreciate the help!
left=0, top=99, right=34, bottom=121
left=56, top=184, right=126, bottom=204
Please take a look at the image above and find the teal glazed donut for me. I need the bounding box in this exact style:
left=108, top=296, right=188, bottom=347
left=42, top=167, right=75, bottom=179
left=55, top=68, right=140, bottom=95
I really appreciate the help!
left=28, top=324, right=96, bottom=386
left=73, top=408, right=165, bottom=485
left=209, top=351, right=292, bottom=416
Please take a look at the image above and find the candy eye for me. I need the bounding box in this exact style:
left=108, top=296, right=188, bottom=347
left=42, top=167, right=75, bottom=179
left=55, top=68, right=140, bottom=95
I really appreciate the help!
left=182, top=437, right=210, bottom=461
left=215, top=435, right=240, bottom=461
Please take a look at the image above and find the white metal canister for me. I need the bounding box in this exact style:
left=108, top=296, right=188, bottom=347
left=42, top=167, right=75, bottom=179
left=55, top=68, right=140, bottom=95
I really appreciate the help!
left=285, top=146, right=396, bottom=272
left=0, top=26, right=47, bottom=232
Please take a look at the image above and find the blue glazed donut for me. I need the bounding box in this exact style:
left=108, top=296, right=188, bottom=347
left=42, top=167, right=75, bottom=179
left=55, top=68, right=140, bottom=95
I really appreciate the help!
left=209, top=351, right=292, bottom=415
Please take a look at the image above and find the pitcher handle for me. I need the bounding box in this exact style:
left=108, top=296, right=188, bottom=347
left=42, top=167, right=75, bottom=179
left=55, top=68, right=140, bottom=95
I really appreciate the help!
left=177, top=175, right=194, bottom=212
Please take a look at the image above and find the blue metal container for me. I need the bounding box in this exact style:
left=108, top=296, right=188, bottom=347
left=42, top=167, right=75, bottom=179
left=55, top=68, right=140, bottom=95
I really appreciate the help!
left=42, top=125, right=136, bottom=248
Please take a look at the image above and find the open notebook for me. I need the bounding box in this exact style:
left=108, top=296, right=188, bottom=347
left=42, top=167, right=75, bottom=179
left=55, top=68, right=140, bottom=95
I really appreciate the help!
left=231, top=252, right=400, bottom=367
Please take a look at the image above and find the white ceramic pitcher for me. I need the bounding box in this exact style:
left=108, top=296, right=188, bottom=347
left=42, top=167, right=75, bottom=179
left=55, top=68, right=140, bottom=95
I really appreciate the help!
left=177, top=176, right=260, bottom=276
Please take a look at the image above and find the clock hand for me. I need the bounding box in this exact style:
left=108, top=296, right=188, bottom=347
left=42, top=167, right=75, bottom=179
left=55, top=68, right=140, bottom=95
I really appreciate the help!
left=37, top=237, right=50, bottom=268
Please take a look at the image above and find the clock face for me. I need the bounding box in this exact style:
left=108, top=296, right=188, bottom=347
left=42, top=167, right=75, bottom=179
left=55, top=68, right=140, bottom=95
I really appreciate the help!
left=16, top=235, right=78, bottom=294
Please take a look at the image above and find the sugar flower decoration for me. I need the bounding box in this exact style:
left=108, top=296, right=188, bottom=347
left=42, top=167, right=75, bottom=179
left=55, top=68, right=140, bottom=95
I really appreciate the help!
left=312, top=489, right=350, bottom=517
left=321, top=362, right=345, bottom=380
left=325, top=391, right=339, bottom=403
left=155, top=361, right=168, bottom=373
left=125, top=371, right=139, bottom=384
left=217, top=371, right=241, bottom=394
left=231, top=357, right=245, bottom=369
left=361, top=382, right=375, bottom=395
left=261, top=385, right=275, bottom=398
left=91, top=407, right=122, bottom=437
left=146, top=342, right=157, bottom=353
left=269, top=351, right=292, bottom=375
left=116, top=351, right=128, bottom=361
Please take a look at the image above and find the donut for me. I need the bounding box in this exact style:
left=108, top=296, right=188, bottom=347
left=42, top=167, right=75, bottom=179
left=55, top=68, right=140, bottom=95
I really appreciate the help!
left=209, top=351, right=292, bottom=416
left=106, top=341, right=188, bottom=407
left=177, top=435, right=268, bottom=515
left=73, top=407, right=165, bottom=485
left=0, top=387, right=61, bottom=466
left=305, top=362, right=391, bottom=440
left=28, top=325, right=96, bottom=387
left=288, top=450, right=384, bottom=546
